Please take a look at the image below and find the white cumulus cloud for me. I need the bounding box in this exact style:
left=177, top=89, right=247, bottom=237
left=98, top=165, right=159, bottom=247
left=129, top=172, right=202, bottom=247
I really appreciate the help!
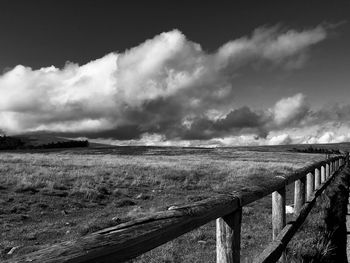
left=272, top=93, right=309, bottom=126
left=0, top=25, right=331, bottom=145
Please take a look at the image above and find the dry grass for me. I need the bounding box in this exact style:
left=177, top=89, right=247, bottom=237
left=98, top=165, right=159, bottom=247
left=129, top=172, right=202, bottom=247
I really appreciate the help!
left=0, top=147, right=326, bottom=261
left=0, top=149, right=322, bottom=194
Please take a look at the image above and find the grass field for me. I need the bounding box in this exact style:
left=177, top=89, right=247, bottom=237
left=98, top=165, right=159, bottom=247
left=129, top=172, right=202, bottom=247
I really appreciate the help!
left=0, top=145, right=336, bottom=261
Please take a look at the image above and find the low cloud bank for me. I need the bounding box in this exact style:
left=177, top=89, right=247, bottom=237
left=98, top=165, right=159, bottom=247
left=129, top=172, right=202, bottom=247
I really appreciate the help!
left=1, top=24, right=346, bottom=146
left=88, top=91, right=350, bottom=146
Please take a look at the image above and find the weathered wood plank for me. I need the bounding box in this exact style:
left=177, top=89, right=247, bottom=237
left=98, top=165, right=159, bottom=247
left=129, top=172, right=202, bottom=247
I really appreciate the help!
left=6, top=195, right=240, bottom=263
left=216, top=208, right=242, bottom=263
left=253, top=225, right=293, bottom=263
left=238, top=177, right=285, bottom=206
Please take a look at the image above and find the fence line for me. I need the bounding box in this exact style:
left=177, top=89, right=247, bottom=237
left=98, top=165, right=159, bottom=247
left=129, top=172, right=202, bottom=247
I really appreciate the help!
left=254, top=156, right=343, bottom=263
left=6, top=155, right=347, bottom=263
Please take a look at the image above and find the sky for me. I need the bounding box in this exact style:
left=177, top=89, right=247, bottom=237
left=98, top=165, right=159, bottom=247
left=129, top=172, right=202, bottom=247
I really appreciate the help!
left=0, top=0, right=350, bottom=146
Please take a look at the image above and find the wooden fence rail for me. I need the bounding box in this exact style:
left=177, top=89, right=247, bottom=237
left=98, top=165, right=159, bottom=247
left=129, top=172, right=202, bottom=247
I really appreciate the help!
left=254, top=156, right=345, bottom=263
left=6, top=155, right=347, bottom=263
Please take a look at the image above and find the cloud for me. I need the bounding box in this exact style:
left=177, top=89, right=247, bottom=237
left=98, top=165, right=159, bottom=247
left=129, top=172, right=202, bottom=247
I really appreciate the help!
left=272, top=93, right=309, bottom=126
left=216, top=25, right=327, bottom=70
left=176, top=106, right=269, bottom=140
left=0, top=25, right=330, bottom=145
left=303, top=131, right=350, bottom=144
left=267, top=134, right=292, bottom=145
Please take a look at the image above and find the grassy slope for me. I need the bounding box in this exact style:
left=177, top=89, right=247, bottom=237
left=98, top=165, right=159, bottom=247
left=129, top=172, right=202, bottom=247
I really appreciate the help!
left=0, top=145, right=343, bottom=261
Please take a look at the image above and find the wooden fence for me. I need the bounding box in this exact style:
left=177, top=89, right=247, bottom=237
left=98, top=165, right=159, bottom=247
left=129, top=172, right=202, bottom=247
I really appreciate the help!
left=6, top=154, right=347, bottom=263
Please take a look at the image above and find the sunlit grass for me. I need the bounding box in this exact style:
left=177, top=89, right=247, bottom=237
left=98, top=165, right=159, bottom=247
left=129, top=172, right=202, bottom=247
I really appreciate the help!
left=0, top=150, right=323, bottom=194
left=0, top=148, right=326, bottom=261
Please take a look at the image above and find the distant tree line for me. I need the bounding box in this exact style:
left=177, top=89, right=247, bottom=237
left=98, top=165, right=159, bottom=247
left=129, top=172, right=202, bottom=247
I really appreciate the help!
left=0, top=135, right=24, bottom=150
left=30, top=140, right=89, bottom=149
left=0, top=135, right=89, bottom=150
left=291, top=146, right=340, bottom=154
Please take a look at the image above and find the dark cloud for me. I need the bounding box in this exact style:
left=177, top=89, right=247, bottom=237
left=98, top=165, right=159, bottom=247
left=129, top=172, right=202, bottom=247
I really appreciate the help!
left=0, top=26, right=329, bottom=144
left=177, top=107, right=268, bottom=140
left=214, top=106, right=266, bottom=129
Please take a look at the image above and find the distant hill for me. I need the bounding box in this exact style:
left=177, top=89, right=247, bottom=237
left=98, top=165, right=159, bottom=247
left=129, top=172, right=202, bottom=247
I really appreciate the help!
left=0, top=134, right=89, bottom=150
left=1, top=132, right=349, bottom=154
left=14, top=134, right=72, bottom=147
left=232, top=142, right=350, bottom=154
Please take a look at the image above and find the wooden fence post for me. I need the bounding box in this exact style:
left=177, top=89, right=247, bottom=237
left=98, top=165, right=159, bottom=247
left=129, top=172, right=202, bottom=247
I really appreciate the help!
left=272, top=187, right=286, bottom=237
left=216, top=208, right=242, bottom=263
left=326, top=163, right=330, bottom=179
left=272, top=187, right=286, bottom=262
left=330, top=162, right=333, bottom=174
left=294, top=177, right=305, bottom=215
left=306, top=172, right=314, bottom=201
left=321, top=165, right=326, bottom=183
left=314, top=168, right=321, bottom=190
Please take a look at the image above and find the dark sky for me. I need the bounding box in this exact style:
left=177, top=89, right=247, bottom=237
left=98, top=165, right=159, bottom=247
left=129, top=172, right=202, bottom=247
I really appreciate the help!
left=0, top=0, right=349, bottom=70
left=1, top=1, right=350, bottom=145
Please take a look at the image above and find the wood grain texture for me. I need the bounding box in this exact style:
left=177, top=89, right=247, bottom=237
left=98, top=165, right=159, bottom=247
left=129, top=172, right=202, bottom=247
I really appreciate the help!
left=216, top=208, right=242, bottom=263
left=7, top=195, right=240, bottom=263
